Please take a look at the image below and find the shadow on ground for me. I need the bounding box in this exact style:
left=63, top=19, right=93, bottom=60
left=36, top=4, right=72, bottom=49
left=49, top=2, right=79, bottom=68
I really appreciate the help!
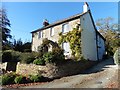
left=80, top=57, right=115, bottom=74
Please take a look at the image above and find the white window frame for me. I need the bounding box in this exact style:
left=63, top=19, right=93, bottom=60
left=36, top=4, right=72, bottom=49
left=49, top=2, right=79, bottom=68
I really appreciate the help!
left=38, top=31, right=43, bottom=39
left=50, top=27, right=54, bottom=36
left=62, top=23, right=69, bottom=33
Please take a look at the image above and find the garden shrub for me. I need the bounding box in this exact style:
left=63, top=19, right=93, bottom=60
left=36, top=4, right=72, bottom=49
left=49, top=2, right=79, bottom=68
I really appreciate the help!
left=113, top=48, right=120, bottom=65
left=33, top=58, right=45, bottom=65
left=37, top=38, right=65, bottom=64
left=39, top=47, right=65, bottom=64
left=52, top=47, right=65, bottom=62
left=23, top=49, right=32, bottom=52
left=14, top=75, right=25, bottom=84
left=20, top=52, right=40, bottom=64
left=2, top=50, right=20, bottom=62
left=0, top=75, right=2, bottom=85
left=2, top=72, right=16, bottom=85
left=29, top=74, right=43, bottom=82
left=43, top=52, right=54, bottom=63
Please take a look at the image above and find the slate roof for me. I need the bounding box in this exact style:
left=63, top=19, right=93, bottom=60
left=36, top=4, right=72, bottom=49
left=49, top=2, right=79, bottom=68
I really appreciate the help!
left=31, top=11, right=88, bottom=33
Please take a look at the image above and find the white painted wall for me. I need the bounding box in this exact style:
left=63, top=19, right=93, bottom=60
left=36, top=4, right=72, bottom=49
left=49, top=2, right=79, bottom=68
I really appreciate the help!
left=80, top=12, right=98, bottom=61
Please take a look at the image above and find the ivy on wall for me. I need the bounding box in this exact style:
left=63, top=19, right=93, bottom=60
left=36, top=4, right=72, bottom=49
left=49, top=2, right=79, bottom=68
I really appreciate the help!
left=58, top=28, right=82, bottom=60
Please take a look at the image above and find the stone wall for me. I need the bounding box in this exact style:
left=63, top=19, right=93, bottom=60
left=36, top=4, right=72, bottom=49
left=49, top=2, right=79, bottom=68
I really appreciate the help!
left=16, top=60, right=97, bottom=79
left=1, top=61, right=97, bottom=79
left=32, top=18, right=80, bottom=52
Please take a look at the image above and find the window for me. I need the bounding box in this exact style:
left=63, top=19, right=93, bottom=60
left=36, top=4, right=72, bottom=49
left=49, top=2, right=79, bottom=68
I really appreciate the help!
left=62, top=23, right=69, bottom=33
left=38, top=31, right=43, bottom=39
left=50, top=27, right=54, bottom=36
left=62, top=42, right=70, bottom=55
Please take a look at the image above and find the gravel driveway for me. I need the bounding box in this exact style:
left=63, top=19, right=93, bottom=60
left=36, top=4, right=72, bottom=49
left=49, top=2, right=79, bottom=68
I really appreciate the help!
left=21, top=57, right=118, bottom=88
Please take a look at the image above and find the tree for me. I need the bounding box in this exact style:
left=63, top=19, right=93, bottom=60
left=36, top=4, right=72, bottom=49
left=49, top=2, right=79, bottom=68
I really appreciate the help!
left=13, top=38, right=23, bottom=52
left=13, top=38, right=31, bottom=52
left=96, top=17, right=120, bottom=56
left=22, top=42, right=31, bottom=52
left=0, top=8, right=12, bottom=50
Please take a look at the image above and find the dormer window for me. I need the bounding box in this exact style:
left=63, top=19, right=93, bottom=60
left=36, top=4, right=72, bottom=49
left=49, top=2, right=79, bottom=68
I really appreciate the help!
left=50, top=27, right=54, bottom=36
left=62, top=23, right=69, bottom=33
left=38, top=31, right=43, bottom=39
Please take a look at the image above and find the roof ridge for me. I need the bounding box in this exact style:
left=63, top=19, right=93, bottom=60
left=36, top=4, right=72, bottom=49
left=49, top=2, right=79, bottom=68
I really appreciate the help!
left=31, top=11, right=89, bottom=33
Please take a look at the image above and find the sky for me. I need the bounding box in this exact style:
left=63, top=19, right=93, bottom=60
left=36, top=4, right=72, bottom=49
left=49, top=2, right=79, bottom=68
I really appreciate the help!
left=2, top=2, right=118, bottom=42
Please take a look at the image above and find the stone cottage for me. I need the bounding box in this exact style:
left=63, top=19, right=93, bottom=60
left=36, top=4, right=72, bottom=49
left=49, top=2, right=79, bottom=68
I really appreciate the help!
left=31, top=2, right=105, bottom=61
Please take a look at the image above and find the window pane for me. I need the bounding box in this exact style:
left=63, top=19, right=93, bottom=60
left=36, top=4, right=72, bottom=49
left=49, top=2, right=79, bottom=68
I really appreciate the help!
left=62, top=23, right=69, bottom=33
left=38, top=31, right=43, bottom=39
left=63, top=42, right=70, bottom=55
left=50, top=28, right=54, bottom=36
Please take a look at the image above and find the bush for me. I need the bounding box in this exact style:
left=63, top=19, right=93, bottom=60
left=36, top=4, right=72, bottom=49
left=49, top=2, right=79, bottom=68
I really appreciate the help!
left=29, top=75, right=43, bottom=82
left=42, top=47, right=65, bottom=64
left=14, top=75, right=25, bottom=84
left=2, top=50, right=20, bottom=62
left=33, top=58, right=45, bottom=65
left=2, top=72, right=16, bottom=85
left=113, top=48, right=120, bottom=65
left=43, top=52, right=54, bottom=63
left=23, top=49, right=31, bottom=52
left=0, top=75, right=2, bottom=85
left=52, top=47, right=65, bottom=62
left=20, top=52, right=40, bottom=64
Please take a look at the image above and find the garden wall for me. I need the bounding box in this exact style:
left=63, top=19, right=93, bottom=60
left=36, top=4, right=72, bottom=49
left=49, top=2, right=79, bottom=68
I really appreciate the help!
left=1, top=60, right=97, bottom=79
left=16, top=60, right=97, bottom=79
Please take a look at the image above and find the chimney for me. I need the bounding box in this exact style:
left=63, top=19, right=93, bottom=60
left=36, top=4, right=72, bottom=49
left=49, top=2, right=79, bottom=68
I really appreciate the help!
left=83, top=2, right=89, bottom=13
left=43, top=19, right=49, bottom=27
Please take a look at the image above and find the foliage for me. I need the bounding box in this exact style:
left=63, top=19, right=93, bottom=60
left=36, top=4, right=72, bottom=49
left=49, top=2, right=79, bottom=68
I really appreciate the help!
left=37, top=38, right=50, bottom=55
left=13, top=38, right=23, bottom=52
left=2, top=50, right=40, bottom=64
left=20, top=52, right=39, bottom=64
left=0, top=8, right=12, bottom=50
left=13, top=38, right=31, bottom=52
left=58, top=28, right=82, bottom=59
left=96, top=17, right=120, bottom=56
left=33, top=58, right=45, bottom=65
left=14, top=75, right=24, bottom=84
left=113, top=48, right=120, bottom=65
left=22, top=42, right=31, bottom=52
left=29, top=74, right=43, bottom=82
left=2, top=50, right=21, bottom=62
left=52, top=47, right=65, bottom=62
left=37, top=38, right=65, bottom=64
left=1, top=72, right=45, bottom=85
left=2, top=41, right=13, bottom=51
left=2, top=72, right=16, bottom=85
left=38, top=38, right=60, bottom=54
left=43, top=52, right=54, bottom=63
left=43, top=48, right=65, bottom=64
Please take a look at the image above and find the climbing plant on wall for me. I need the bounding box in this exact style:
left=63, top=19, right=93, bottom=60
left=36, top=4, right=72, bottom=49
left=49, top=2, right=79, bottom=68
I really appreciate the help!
left=58, top=28, right=82, bottom=60
left=38, top=38, right=60, bottom=54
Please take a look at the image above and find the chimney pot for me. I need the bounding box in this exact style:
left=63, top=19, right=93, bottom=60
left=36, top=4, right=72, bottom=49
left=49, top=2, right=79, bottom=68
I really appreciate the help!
left=43, top=19, right=49, bottom=27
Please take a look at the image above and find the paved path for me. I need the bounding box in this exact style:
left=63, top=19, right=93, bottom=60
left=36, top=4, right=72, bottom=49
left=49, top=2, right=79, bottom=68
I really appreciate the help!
left=21, top=57, right=118, bottom=88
